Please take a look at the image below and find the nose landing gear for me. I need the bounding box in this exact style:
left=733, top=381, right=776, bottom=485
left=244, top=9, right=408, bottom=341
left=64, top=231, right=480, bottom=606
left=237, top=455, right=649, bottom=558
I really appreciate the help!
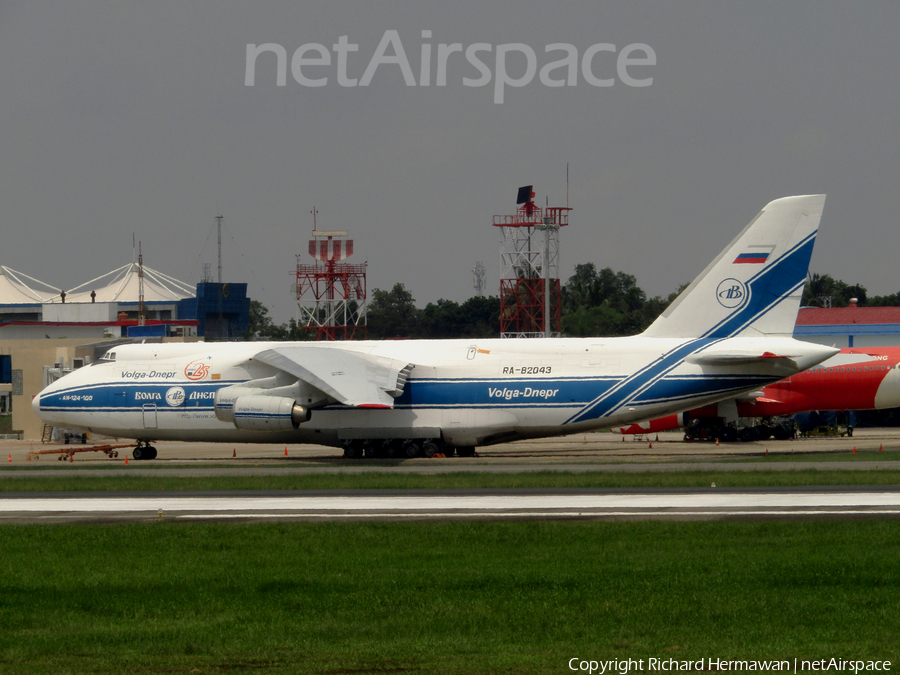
left=133, top=441, right=158, bottom=460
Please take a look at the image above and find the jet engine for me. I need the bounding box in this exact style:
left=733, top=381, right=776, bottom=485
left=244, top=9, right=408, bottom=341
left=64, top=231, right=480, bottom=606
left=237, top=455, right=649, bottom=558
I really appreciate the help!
left=231, top=395, right=311, bottom=432
left=214, top=375, right=319, bottom=431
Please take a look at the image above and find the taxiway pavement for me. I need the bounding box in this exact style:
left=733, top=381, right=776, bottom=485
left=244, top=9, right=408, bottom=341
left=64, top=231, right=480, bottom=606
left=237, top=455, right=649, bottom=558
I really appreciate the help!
left=2, top=487, right=900, bottom=523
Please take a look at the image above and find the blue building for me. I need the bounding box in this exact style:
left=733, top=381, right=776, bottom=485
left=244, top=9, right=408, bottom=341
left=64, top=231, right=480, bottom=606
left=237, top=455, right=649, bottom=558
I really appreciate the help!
left=177, top=283, right=251, bottom=341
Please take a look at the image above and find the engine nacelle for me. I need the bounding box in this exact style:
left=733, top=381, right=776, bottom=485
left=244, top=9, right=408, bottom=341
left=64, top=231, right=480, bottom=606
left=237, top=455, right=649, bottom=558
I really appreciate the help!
left=214, top=386, right=269, bottom=424
left=231, top=395, right=311, bottom=432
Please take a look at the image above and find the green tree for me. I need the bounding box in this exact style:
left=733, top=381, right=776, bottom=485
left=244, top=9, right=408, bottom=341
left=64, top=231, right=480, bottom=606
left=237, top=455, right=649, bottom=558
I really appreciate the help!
left=457, top=295, right=501, bottom=338
left=801, top=273, right=868, bottom=307
left=246, top=300, right=276, bottom=340
left=559, top=264, right=672, bottom=337
left=867, top=292, right=900, bottom=307
left=367, top=283, right=418, bottom=339
left=414, top=295, right=501, bottom=338
left=562, top=304, right=628, bottom=337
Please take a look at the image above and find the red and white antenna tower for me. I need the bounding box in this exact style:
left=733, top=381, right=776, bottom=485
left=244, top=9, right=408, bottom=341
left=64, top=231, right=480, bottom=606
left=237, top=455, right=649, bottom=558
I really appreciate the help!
left=493, top=186, right=571, bottom=338
left=294, top=208, right=367, bottom=340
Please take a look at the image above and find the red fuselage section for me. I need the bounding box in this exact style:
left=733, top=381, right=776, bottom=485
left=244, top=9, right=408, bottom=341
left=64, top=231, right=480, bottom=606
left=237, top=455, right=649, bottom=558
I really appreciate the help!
left=619, top=347, right=900, bottom=434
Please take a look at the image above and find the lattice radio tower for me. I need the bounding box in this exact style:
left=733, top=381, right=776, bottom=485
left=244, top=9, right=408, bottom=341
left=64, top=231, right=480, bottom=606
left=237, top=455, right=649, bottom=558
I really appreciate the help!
left=294, top=208, right=367, bottom=340
left=493, top=186, right=571, bottom=338
left=472, top=261, right=486, bottom=296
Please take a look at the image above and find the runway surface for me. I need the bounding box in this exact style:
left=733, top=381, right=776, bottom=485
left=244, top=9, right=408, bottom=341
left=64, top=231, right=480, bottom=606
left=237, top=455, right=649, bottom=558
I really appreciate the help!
left=0, top=459, right=897, bottom=478
left=3, top=488, right=900, bottom=523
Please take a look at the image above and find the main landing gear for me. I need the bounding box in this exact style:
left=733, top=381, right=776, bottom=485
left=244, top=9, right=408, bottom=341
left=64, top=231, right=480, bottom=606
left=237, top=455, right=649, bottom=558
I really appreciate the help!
left=132, top=441, right=158, bottom=460
left=341, top=439, right=477, bottom=459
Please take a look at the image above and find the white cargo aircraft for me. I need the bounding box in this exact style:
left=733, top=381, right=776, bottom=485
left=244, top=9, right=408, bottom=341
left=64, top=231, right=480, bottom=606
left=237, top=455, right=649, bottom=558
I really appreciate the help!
left=35, top=195, right=837, bottom=460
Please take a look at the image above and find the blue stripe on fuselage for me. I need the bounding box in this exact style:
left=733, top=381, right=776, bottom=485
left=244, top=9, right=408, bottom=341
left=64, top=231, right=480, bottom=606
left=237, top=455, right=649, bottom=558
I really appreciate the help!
left=39, top=381, right=231, bottom=412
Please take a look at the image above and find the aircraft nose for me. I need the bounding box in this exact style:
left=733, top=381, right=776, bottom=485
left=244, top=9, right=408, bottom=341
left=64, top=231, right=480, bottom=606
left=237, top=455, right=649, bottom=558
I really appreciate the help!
left=32, top=390, right=42, bottom=416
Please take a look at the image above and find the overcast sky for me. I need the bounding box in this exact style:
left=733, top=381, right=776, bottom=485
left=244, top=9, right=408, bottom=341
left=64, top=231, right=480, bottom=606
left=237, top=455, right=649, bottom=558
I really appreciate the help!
left=1, top=1, right=898, bottom=323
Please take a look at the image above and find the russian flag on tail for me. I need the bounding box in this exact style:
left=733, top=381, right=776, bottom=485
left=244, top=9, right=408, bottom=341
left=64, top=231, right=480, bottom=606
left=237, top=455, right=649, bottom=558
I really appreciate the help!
left=733, top=245, right=774, bottom=264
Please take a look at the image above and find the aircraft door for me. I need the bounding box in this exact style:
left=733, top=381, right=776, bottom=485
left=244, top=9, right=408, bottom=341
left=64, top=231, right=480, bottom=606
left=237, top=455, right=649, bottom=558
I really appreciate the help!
left=142, top=404, right=158, bottom=429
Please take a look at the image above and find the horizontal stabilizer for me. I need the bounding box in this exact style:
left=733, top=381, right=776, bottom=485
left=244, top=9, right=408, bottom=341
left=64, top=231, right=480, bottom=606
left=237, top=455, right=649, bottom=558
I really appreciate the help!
left=685, top=352, right=796, bottom=367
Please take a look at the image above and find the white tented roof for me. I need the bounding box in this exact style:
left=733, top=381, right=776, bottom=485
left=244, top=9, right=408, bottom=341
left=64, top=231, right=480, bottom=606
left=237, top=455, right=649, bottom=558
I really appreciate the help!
left=0, top=266, right=61, bottom=305
left=45, top=263, right=196, bottom=304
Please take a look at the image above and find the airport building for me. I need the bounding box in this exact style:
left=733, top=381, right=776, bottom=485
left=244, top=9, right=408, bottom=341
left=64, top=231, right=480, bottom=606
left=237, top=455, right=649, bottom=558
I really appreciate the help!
left=794, top=302, right=900, bottom=348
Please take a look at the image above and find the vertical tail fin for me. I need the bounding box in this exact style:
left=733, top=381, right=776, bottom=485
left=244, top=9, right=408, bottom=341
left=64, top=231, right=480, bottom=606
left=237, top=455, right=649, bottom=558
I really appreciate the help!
left=642, top=194, right=825, bottom=339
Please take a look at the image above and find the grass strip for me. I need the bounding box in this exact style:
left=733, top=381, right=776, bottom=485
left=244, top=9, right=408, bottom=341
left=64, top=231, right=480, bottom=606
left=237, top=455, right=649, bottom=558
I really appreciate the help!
left=2, top=468, right=900, bottom=493
left=1, top=520, right=898, bottom=674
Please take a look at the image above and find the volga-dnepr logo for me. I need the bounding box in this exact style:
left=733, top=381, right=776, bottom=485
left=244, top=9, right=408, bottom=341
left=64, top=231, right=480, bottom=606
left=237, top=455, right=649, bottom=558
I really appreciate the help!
left=716, top=278, right=749, bottom=309
left=165, top=387, right=186, bottom=407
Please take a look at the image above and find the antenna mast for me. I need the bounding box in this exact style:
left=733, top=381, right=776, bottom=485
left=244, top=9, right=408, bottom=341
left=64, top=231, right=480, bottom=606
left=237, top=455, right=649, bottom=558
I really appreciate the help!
left=138, top=241, right=145, bottom=326
left=215, top=214, right=224, bottom=283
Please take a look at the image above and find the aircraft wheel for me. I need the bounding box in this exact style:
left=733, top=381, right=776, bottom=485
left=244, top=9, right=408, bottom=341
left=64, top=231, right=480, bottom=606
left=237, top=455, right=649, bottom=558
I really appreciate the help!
left=147, top=447, right=158, bottom=460
left=383, top=440, right=401, bottom=459
left=133, top=447, right=144, bottom=460
left=421, top=440, right=441, bottom=458
left=343, top=442, right=361, bottom=459
left=755, top=425, right=772, bottom=441
left=722, top=427, right=738, bottom=443
left=772, top=422, right=792, bottom=441
left=740, top=427, right=760, bottom=443
left=362, top=441, right=378, bottom=459
left=456, top=446, right=475, bottom=457
left=401, top=440, right=420, bottom=458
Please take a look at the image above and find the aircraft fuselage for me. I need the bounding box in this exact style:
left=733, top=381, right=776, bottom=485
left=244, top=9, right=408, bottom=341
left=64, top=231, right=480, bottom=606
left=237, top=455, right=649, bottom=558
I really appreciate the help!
left=35, top=336, right=835, bottom=449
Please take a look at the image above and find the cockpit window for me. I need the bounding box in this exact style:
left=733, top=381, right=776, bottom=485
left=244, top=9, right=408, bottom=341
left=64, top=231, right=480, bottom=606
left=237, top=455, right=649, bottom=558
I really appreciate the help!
left=100, top=351, right=117, bottom=362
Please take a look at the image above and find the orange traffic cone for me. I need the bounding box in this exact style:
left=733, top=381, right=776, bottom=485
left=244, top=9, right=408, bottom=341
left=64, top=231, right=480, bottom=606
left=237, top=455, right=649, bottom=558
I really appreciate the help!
left=284, top=446, right=288, bottom=456
left=233, top=448, right=237, bottom=458
left=655, top=434, right=659, bottom=442
left=853, top=447, right=857, bottom=454
left=765, top=448, right=769, bottom=456
left=648, top=442, right=653, bottom=449
left=7, top=453, right=11, bottom=463
left=69, top=453, right=73, bottom=463
left=124, top=455, right=129, bottom=465
left=715, top=438, right=720, bottom=446
left=879, top=444, right=884, bottom=452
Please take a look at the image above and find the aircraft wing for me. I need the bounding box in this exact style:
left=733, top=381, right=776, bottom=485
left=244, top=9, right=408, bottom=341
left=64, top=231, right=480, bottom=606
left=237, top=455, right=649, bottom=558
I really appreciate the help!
left=253, top=346, right=413, bottom=408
